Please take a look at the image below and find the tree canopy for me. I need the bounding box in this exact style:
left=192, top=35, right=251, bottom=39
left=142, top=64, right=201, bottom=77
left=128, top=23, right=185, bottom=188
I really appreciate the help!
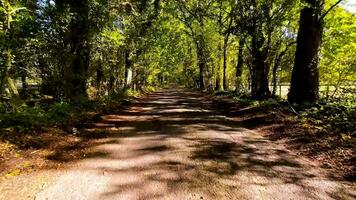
left=0, top=0, right=354, bottom=103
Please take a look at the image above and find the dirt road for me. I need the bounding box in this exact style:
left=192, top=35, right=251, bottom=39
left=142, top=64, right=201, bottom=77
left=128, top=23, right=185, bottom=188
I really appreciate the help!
left=7, top=89, right=356, bottom=199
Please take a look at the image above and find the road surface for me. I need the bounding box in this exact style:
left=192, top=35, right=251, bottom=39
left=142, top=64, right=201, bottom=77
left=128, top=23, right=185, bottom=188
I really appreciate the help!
left=9, top=89, right=356, bottom=199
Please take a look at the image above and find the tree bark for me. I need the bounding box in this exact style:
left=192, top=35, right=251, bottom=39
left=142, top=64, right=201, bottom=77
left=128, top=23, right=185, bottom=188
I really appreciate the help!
left=222, top=35, right=229, bottom=91
left=235, top=39, right=244, bottom=93
left=215, top=41, right=222, bottom=91
left=0, top=7, right=20, bottom=100
left=197, top=51, right=205, bottom=90
left=21, top=69, right=29, bottom=98
left=96, top=53, right=104, bottom=91
left=1, top=50, right=20, bottom=99
left=288, top=0, right=324, bottom=103
left=108, top=76, right=116, bottom=95
left=250, top=31, right=271, bottom=99
left=63, top=0, right=90, bottom=102
left=196, top=35, right=206, bottom=90
left=124, top=48, right=133, bottom=89
left=272, top=56, right=281, bottom=97
left=272, top=42, right=296, bottom=96
left=0, top=50, right=12, bottom=95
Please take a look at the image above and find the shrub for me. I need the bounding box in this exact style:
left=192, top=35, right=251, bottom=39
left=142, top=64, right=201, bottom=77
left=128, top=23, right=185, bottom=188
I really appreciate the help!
left=47, top=102, right=74, bottom=122
left=0, top=102, right=7, bottom=114
left=0, top=104, right=47, bottom=130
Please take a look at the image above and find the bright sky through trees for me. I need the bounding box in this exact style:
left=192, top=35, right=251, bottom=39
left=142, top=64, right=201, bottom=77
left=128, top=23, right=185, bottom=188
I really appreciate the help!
left=343, top=0, right=356, bottom=12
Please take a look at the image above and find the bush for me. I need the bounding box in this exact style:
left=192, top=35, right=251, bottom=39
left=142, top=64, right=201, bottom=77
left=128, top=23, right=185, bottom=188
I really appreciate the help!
left=144, top=86, right=157, bottom=92
left=0, top=87, right=146, bottom=132
left=0, top=101, right=81, bottom=130
left=124, top=88, right=140, bottom=97
left=0, top=102, right=7, bottom=114
left=298, top=101, right=356, bottom=140
left=0, top=104, right=47, bottom=130
left=47, top=102, right=74, bottom=122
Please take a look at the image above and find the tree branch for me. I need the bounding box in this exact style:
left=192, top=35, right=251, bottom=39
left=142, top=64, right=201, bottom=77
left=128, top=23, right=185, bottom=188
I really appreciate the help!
left=319, top=0, right=343, bottom=21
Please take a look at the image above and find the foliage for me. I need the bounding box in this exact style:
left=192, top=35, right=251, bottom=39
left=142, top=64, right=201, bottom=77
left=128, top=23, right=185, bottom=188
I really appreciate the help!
left=0, top=0, right=354, bottom=129
left=0, top=0, right=354, bottom=103
left=47, top=102, right=75, bottom=122
left=214, top=87, right=355, bottom=144
left=298, top=101, right=356, bottom=140
left=0, top=104, right=47, bottom=130
left=321, top=6, right=356, bottom=89
left=0, top=83, right=152, bottom=131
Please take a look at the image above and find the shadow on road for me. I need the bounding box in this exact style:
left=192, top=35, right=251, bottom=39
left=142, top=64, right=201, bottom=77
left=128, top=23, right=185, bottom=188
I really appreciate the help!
left=46, top=89, right=355, bottom=199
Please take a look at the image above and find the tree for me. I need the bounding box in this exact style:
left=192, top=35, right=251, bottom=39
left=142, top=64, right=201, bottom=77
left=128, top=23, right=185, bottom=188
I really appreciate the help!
left=320, top=5, right=356, bottom=98
left=271, top=39, right=296, bottom=96
left=0, top=0, right=353, bottom=104
left=235, top=38, right=244, bottom=93
left=215, top=1, right=234, bottom=91
left=175, top=0, right=215, bottom=90
left=288, top=0, right=343, bottom=103
left=58, top=0, right=91, bottom=101
left=0, top=0, right=28, bottom=101
left=233, top=0, right=297, bottom=99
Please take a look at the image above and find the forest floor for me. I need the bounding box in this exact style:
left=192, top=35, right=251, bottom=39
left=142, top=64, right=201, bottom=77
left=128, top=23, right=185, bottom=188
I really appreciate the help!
left=0, top=88, right=355, bottom=199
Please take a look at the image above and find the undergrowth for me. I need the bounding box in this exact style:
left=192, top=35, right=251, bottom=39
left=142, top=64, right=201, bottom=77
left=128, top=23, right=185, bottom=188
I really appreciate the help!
left=0, top=87, right=153, bottom=132
left=296, top=100, right=356, bottom=144
left=213, top=91, right=356, bottom=144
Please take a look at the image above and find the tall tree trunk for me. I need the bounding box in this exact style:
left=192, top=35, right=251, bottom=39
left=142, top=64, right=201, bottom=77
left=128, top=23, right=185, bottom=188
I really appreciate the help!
left=215, top=41, right=222, bottom=90
left=222, top=17, right=233, bottom=91
left=197, top=50, right=205, bottom=90
left=271, top=58, right=280, bottom=97
left=0, top=8, right=20, bottom=100
left=235, top=39, right=244, bottom=93
left=63, top=0, right=90, bottom=102
left=272, top=42, right=296, bottom=96
left=251, top=53, right=270, bottom=99
left=96, top=68, right=103, bottom=93
left=211, top=59, right=215, bottom=90
left=124, top=48, right=133, bottom=89
left=222, top=35, right=229, bottom=91
left=21, top=68, right=29, bottom=98
left=96, top=54, right=103, bottom=90
left=0, top=50, right=11, bottom=95
left=1, top=50, right=20, bottom=99
left=108, top=76, right=116, bottom=94
left=250, top=32, right=271, bottom=99
left=288, top=0, right=324, bottom=103
left=196, top=36, right=206, bottom=90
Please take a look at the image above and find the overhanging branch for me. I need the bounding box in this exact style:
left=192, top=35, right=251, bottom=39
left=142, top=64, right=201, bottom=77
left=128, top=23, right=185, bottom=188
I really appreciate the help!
left=319, top=0, right=343, bottom=22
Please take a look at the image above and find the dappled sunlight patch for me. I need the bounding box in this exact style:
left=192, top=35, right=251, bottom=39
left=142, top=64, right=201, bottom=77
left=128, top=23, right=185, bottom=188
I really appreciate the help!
left=80, top=154, right=165, bottom=171
left=141, top=107, right=154, bottom=111
left=0, top=126, right=93, bottom=179
left=117, top=126, right=136, bottom=131
left=151, top=100, right=179, bottom=105
left=102, top=115, right=160, bottom=122
left=156, top=108, right=210, bottom=113
left=36, top=171, right=110, bottom=200
left=106, top=127, right=122, bottom=132
left=87, top=123, right=116, bottom=128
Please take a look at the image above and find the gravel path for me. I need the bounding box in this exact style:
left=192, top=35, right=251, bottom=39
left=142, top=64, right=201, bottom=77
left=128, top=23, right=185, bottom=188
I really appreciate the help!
left=7, top=89, right=356, bottom=199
